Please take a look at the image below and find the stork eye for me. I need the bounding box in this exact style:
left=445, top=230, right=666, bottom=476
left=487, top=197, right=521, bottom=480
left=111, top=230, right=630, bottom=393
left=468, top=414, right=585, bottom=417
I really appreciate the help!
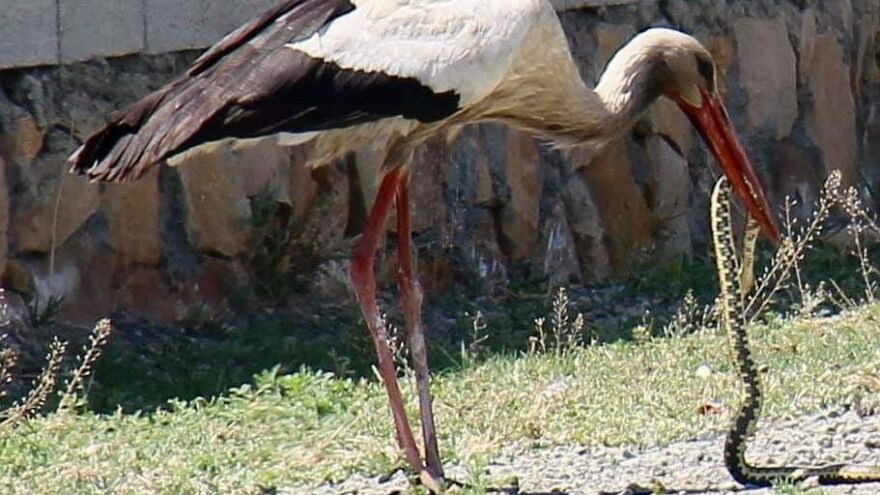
left=697, top=57, right=715, bottom=87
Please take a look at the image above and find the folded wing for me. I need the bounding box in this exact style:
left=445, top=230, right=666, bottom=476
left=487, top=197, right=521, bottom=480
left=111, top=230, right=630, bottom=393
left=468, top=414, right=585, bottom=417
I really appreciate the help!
left=70, top=0, right=462, bottom=181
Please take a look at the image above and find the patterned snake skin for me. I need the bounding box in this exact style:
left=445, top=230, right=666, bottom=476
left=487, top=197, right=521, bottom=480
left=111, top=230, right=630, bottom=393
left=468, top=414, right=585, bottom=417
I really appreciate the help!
left=711, top=178, right=880, bottom=486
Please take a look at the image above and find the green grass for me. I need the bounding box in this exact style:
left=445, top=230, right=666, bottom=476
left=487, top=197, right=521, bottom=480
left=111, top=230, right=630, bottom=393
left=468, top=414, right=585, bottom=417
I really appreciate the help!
left=1, top=303, right=879, bottom=494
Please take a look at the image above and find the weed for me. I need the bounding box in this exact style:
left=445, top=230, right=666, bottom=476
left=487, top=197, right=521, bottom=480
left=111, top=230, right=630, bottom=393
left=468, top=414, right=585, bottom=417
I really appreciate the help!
left=0, top=319, right=114, bottom=426
left=745, top=171, right=840, bottom=322
left=0, top=335, right=16, bottom=402
left=772, top=480, right=829, bottom=495
left=529, top=287, right=588, bottom=354
left=632, top=310, right=654, bottom=344
left=58, top=319, right=113, bottom=411
left=0, top=338, right=66, bottom=427
left=27, top=294, right=64, bottom=328
left=382, top=313, right=412, bottom=375
left=840, top=185, right=880, bottom=303
left=662, top=290, right=716, bottom=338
left=460, top=310, right=489, bottom=367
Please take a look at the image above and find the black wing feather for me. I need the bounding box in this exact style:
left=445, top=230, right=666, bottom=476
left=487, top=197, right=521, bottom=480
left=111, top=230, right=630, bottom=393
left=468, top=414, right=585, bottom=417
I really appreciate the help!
left=70, top=0, right=460, bottom=182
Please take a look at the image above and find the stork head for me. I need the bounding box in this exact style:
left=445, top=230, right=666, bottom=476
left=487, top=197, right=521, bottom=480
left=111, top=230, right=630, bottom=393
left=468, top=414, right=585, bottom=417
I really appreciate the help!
left=608, top=28, right=781, bottom=244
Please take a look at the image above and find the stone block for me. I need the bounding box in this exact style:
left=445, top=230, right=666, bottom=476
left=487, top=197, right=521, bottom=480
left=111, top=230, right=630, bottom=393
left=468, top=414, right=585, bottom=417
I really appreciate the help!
left=60, top=0, right=145, bottom=63
left=561, top=168, right=610, bottom=281
left=574, top=140, right=652, bottom=274
left=408, top=136, right=449, bottom=235
left=771, top=142, right=821, bottom=222
left=0, top=0, right=57, bottom=69
left=176, top=143, right=252, bottom=257
left=102, top=168, right=162, bottom=266
left=808, top=34, right=858, bottom=185
left=120, top=268, right=184, bottom=322
left=499, top=129, right=542, bottom=262
left=15, top=171, right=100, bottom=255
left=797, top=10, right=817, bottom=86
left=145, top=0, right=278, bottom=54
left=593, top=23, right=635, bottom=72
left=0, top=111, right=44, bottom=167
left=732, top=17, right=798, bottom=139
left=644, top=136, right=692, bottom=259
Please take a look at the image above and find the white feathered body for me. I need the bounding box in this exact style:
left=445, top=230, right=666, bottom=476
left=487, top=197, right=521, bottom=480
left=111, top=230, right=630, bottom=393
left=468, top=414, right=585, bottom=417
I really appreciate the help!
left=281, top=0, right=603, bottom=167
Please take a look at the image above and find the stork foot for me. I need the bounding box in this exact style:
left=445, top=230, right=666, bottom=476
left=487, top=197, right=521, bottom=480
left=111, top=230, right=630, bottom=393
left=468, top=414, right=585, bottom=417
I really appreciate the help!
left=419, top=469, right=446, bottom=494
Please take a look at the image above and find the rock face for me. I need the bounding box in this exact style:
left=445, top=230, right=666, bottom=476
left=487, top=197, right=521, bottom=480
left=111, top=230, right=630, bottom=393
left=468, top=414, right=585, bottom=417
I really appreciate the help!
left=0, top=1, right=878, bottom=322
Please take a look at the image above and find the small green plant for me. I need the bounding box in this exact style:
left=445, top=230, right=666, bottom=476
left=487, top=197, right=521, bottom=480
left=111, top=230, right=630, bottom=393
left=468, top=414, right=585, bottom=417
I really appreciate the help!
left=248, top=190, right=296, bottom=301
left=772, top=480, right=829, bottom=495
left=27, top=294, right=64, bottom=328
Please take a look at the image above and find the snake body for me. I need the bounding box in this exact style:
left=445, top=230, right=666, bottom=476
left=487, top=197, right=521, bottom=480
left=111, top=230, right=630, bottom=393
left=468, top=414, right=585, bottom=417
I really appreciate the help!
left=710, top=178, right=880, bottom=486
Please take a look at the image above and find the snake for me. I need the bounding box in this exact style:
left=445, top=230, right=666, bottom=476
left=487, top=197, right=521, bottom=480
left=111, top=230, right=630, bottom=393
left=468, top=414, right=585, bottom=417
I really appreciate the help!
left=710, top=177, right=880, bottom=486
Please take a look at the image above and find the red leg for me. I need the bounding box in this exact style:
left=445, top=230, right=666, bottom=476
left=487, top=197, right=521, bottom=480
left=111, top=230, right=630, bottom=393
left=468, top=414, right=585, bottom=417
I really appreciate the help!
left=350, top=167, right=423, bottom=472
left=395, top=172, right=444, bottom=479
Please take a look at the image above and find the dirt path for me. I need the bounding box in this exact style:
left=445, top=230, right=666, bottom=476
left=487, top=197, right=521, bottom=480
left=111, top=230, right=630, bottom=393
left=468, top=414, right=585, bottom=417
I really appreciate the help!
left=298, top=410, right=880, bottom=494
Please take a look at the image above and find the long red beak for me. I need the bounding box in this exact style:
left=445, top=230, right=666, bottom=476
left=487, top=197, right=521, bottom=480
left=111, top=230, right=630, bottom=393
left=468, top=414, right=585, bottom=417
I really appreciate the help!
left=675, top=88, right=781, bottom=245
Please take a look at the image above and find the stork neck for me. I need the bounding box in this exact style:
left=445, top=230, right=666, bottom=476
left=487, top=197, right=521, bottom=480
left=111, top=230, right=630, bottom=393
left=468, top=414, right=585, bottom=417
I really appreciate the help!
left=593, top=57, right=662, bottom=139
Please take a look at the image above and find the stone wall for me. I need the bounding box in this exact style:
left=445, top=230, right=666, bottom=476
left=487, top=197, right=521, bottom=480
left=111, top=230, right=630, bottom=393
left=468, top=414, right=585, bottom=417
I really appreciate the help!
left=0, top=0, right=280, bottom=69
left=0, top=0, right=879, bottom=323
left=0, top=0, right=625, bottom=69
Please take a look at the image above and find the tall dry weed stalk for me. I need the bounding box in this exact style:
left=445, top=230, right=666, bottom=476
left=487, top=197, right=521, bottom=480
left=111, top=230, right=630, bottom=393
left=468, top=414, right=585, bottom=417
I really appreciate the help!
left=0, top=319, right=113, bottom=427
left=58, top=319, right=113, bottom=411
left=379, top=312, right=412, bottom=375
left=0, top=338, right=67, bottom=427
left=0, top=335, right=16, bottom=402
left=743, top=171, right=841, bottom=321
left=733, top=169, right=880, bottom=322
left=530, top=287, right=588, bottom=354
left=662, top=290, right=718, bottom=337
left=841, top=187, right=880, bottom=304
left=461, top=310, right=489, bottom=365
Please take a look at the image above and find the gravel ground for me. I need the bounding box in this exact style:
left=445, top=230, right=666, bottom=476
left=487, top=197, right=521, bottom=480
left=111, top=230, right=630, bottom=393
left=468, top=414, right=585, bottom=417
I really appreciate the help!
left=298, top=409, right=880, bottom=495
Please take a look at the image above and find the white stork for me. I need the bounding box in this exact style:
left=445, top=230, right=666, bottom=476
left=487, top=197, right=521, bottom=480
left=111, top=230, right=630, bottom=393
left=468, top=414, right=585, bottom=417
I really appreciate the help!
left=70, top=0, right=781, bottom=491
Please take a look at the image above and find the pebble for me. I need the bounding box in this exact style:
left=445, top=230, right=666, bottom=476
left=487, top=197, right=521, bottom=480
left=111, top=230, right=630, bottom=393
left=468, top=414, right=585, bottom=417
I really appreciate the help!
left=694, top=364, right=714, bottom=379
